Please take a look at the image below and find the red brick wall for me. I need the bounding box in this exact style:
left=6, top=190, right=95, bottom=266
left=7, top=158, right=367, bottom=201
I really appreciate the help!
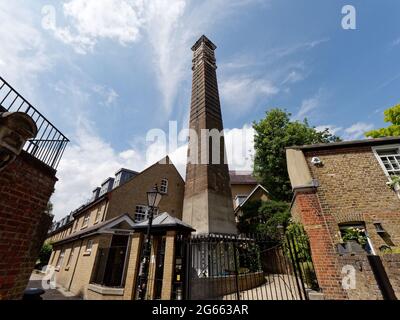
left=292, top=189, right=348, bottom=299
left=303, top=146, right=400, bottom=250
left=381, top=254, right=400, bottom=299
left=291, top=145, right=400, bottom=300
left=0, top=151, right=56, bottom=299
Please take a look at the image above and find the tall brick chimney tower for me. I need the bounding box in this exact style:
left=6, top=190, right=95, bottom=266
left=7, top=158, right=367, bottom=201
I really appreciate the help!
left=182, top=35, right=237, bottom=235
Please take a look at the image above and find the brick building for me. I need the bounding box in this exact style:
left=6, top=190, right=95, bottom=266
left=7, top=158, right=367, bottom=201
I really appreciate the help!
left=0, top=76, right=68, bottom=299
left=47, top=156, right=185, bottom=299
left=229, top=170, right=269, bottom=219
left=286, top=137, right=400, bottom=300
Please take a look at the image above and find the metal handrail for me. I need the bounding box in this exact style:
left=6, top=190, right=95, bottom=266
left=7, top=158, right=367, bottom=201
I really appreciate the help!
left=0, top=76, right=69, bottom=169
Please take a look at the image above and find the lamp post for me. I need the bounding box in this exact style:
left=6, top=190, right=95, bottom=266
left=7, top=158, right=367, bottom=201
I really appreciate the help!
left=137, top=184, right=163, bottom=300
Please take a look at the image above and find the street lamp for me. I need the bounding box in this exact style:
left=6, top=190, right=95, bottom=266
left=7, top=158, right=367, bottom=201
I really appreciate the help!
left=137, top=184, right=163, bottom=300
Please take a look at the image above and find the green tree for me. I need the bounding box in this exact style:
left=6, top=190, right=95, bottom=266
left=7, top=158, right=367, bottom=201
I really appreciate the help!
left=253, top=108, right=340, bottom=201
left=365, top=104, right=400, bottom=138
left=237, top=200, right=291, bottom=241
left=38, top=241, right=53, bottom=266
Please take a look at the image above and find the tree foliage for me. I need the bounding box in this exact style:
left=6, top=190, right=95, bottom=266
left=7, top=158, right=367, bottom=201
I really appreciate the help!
left=237, top=199, right=291, bottom=241
left=38, top=242, right=53, bottom=266
left=365, top=104, right=400, bottom=138
left=253, top=108, right=341, bottom=201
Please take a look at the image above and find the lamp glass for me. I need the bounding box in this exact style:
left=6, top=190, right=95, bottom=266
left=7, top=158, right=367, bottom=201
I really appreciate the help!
left=147, top=187, right=162, bottom=208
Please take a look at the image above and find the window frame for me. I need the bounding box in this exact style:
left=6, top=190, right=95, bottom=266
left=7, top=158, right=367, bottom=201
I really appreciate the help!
left=234, top=194, right=248, bottom=207
left=338, top=222, right=376, bottom=255
left=66, top=247, right=75, bottom=269
left=85, top=240, right=94, bottom=255
left=372, top=144, right=400, bottom=177
left=160, top=178, right=169, bottom=194
left=81, top=212, right=90, bottom=229
left=94, top=207, right=102, bottom=224
left=135, top=205, right=148, bottom=222
left=56, top=248, right=65, bottom=270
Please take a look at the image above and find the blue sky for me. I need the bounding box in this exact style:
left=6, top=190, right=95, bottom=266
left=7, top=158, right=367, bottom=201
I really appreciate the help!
left=1, top=0, right=399, bottom=220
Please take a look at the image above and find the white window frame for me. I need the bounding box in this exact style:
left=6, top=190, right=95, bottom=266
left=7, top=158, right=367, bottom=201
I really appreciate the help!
left=160, top=178, right=169, bottom=194
left=66, top=247, right=74, bottom=268
left=85, top=240, right=93, bottom=255
left=135, top=205, right=148, bottom=222
left=372, top=144, right=400, bottom=198
left=81, top=213, right=90, bottom=229
left=339, top=223, right=376, bottom=255
left=372, top=144, right=400, bottom=177
left=234, top=194, right=248, bottom=207
left=94, top=207, right=102, bottom=224
left=56, top=248, right=65, bottom=270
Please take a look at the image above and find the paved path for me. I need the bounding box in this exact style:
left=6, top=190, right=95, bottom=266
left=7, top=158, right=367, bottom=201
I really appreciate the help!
left=26, top=273, right=81, bottom=300
left=223, top=274, right=303, bottom=300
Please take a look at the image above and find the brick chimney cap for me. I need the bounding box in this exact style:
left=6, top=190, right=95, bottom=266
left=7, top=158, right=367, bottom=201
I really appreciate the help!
left=191, top=35, right=217, bottom=51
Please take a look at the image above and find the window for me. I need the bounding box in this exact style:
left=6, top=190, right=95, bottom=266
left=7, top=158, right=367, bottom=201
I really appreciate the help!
left=235, top=195, right=248, bottom=208
left=82, top=213, right=90, bottom=229
left=56, top=248, right=65, bottom=269
left=373, top=146, right=400, bottom=177
left=160, top=178, right=168, bottom=194
left=50, top=251, right=56, bottom=265
left=338, top=223, right=375, bottom=254
left=113, top=174, right=121, bottom=188
left=95, top=207, right=102, bottom=223
left=85, top=240, right=93, bottom=255
left=73, top=220, right=78, bottom=232
left=135, top=205, right=148, bottom=222
left=66, top=247, right=75, bottom=267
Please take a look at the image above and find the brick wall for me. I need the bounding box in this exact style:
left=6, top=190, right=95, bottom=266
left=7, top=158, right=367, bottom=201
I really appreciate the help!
left=381, top=254, right=400, bottom=299
left=338, top=254, right=383, bottom=300
left=50, top=234, right=112, bottom=298
left=291, top=145, right=400, bottom=300
left=0, top=151, right=57, bottom=299
left=292, top=189, right=348, bottom=299
left=106, top=160, right=185, bottom=221
left=304, top=146, right=400, bottom=250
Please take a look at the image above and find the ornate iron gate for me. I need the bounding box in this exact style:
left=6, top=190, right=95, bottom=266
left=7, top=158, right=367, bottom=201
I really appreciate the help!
left=182, top=226, right=319, bottom=300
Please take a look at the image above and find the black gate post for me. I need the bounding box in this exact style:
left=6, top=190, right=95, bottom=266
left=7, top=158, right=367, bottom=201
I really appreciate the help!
left=232, top=238, right=240, bottom=300
left=285, top=233, right=306, bottom=300
left=184, top=237, right=192, bottom=300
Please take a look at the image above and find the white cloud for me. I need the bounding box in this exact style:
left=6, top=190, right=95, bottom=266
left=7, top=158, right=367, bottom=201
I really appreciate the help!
left=51, top=119, right=146, bottom=220
left=48, top=0, right=146, bottom=54
left=51, top=122, right=255, bottom=220
left=315, top=125, right=343, bottom=136
left=282, top=70, right=304, bottom=84
left=92, top=85, right=119, bottom=106
left=47, top=0, right=263, bottom=115
left=220, top=76, right=279, bottom=113
left=343, top=122, right=374, bottom=140
left=0, top=2, right=50, bottom=96
left=392, top=37, right=400, bottom=46
left=294, top=90, right=325, bottom=120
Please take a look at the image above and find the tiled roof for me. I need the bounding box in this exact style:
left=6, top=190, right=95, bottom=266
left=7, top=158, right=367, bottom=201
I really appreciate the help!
left=52, top=214, right=134, bottom=245
left=133, top=212, right=195, bottom=231
left=229, top=171, right=257, bottom=185
left=287, top=136, right=400, bottom=151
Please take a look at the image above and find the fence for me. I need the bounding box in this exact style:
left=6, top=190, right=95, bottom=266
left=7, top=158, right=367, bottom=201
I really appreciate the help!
left=0, top=76, right=69, bottom=169
left=182, top=226, right=319, bottom=300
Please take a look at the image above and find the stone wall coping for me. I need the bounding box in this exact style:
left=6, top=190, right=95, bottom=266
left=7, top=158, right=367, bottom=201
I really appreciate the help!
left=87, top=284, right=124, bottom=296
